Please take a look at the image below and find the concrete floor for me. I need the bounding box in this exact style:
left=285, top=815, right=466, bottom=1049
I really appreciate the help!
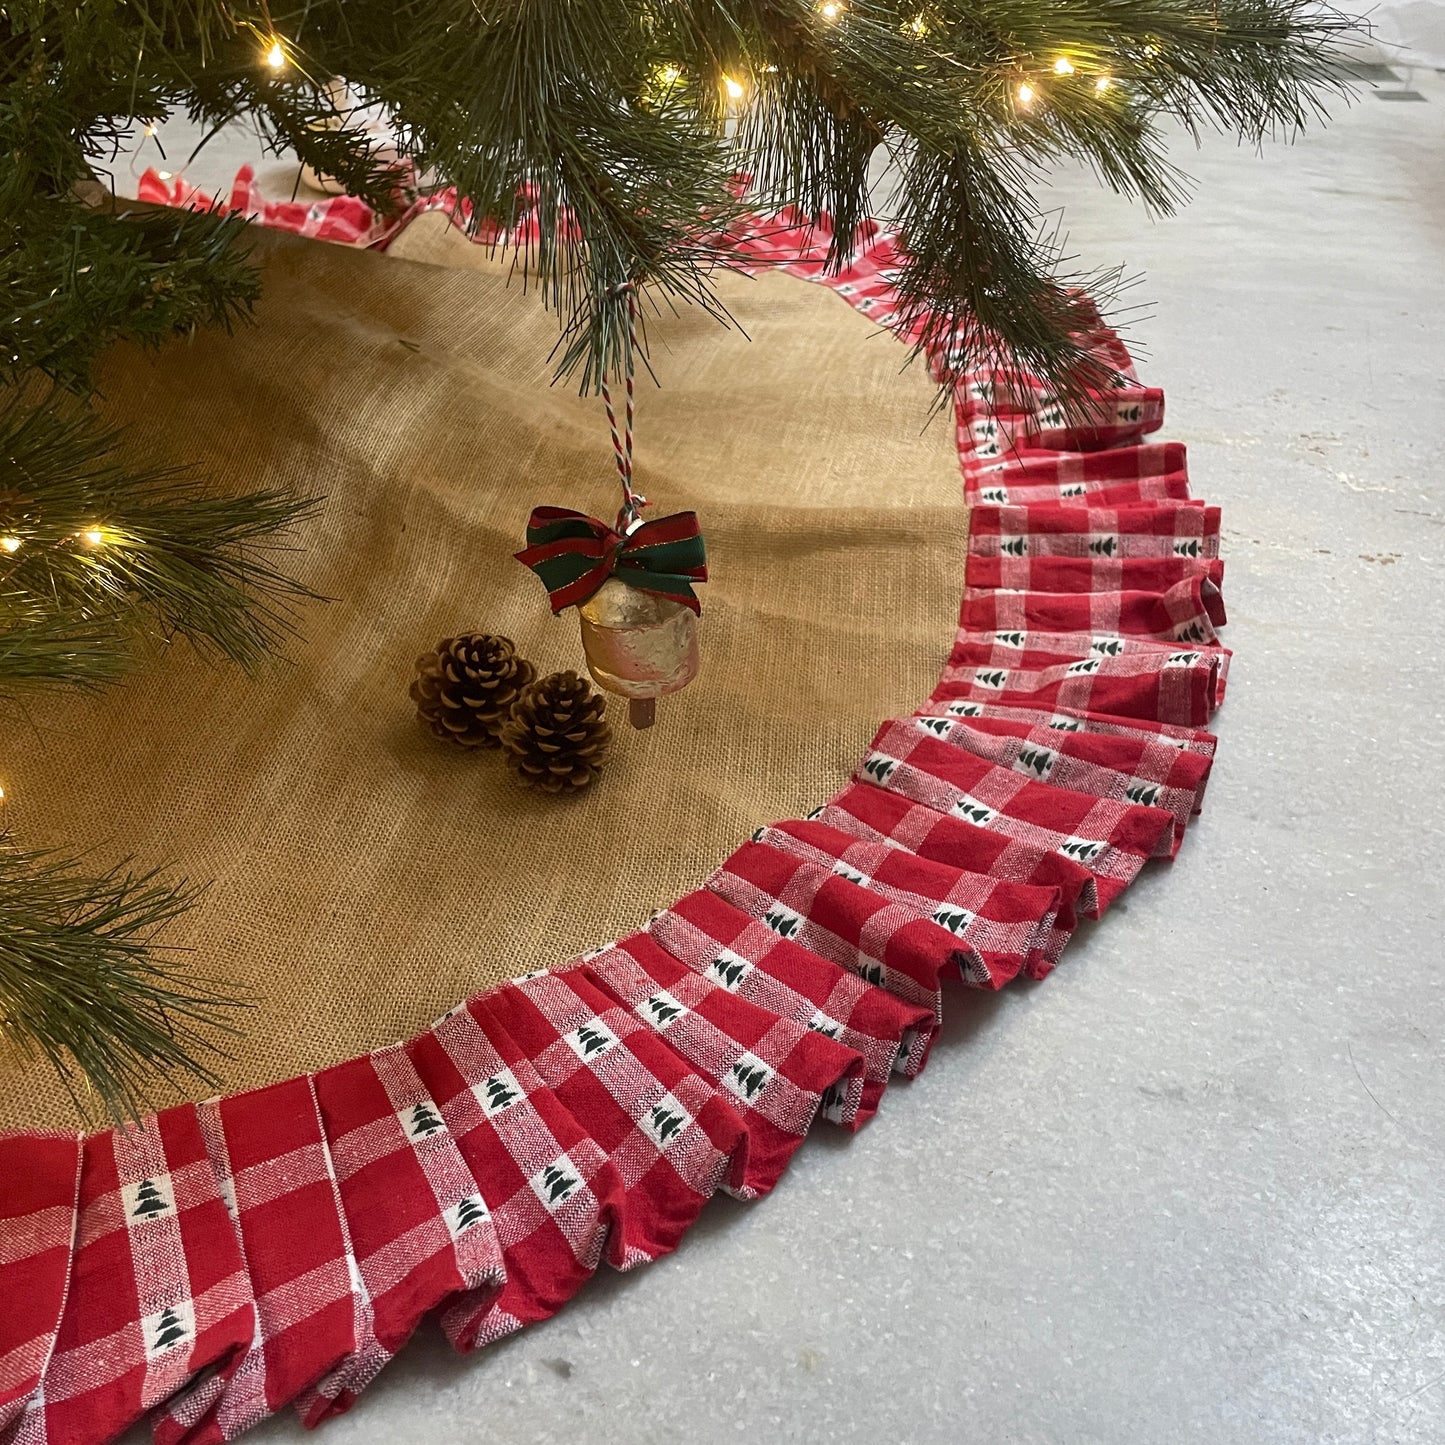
left=116, top=71, right=1445, bottom=1445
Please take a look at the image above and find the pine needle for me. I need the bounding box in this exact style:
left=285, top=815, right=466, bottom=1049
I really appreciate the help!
left=0, top=839, right=246, bottom=1123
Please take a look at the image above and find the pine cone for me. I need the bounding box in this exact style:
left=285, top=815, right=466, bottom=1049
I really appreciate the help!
left=500, top=670, right=611, bottom=793
left=410, top=634, right=536, bottom=748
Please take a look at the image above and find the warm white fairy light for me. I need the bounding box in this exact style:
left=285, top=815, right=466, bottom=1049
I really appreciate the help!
left=265, top=39, right=286, bottom=70
left=723, top=75, right=745, bottom=99
left=820, top=1, right=842, bottom=18
left=1017, top=82, right=1036, bottom=106
left=658, top=64, right=681, bottom=84
left=0, top=536, right=20, bottom=553
left=1095, top=74, right=1112, bottom=91
left=1053, top=56, right=1074, bottom=74
left=156, top=170, right=173, bottom=180
left=81, top=527, right=105, bottom=546
left=908, top=14, right=928, bottom=34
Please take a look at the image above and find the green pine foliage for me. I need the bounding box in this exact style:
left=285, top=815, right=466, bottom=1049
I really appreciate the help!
left=5, top=0, right=1358, bottom=397
left=0, top=843, right=245, bottom=1122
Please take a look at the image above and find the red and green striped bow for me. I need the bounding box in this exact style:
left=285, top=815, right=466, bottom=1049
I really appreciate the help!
left=515, top=506, right=708, bottom=614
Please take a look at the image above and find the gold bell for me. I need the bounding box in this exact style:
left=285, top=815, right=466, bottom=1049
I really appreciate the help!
left=578, top=578, right=699, bottom=728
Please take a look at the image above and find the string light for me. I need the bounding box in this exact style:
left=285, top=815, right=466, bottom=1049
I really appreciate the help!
left=0, top=536, right=20, bottom=553
left=264, top=39, right=286, bottom=70
left=658, top=64, right=681, bottom=85
left=1095, top=74, right=1112, bottom=91
left=1053, top=56, right=1074, bottom=75
left=820, top=1, right=842, bottom=18
left=1017, top=82, right=1035, bottom=106
left=723, top=75, right=745, bottom=100
left=908, top=14, right=928, bottom=34
left=156, top=170, right=173, bottom=180
left=81, top=527, right=105, bottom=547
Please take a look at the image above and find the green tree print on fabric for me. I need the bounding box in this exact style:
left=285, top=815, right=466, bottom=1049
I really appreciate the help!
left=131, top=1179, right=169, bottom=1219
left=407, top=1102, right=446, bottom=1139
left=149, top=1307, right=188, bottom=1353
left=452, top=1196, right=489, bottom=1233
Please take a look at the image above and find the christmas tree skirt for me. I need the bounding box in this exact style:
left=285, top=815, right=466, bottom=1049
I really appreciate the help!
left=0, top=204, right=1229, bottom=1445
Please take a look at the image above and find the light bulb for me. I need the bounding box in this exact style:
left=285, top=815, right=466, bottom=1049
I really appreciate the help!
left=1095, top=74, right=1111, bottom=91
left=156, top=170, right=173, bottom=180
left=143, top=123, right=156, bottom=137
left=1017, top=82, right=1035, bottom=106
left=0, top=536, right=20, bottom=553
left=908, top=14, right=928, bottom=34
left=723, top=75, right=745, bottom=99
left=1053, top=56, right=1074, bottom=75
left=658, top=64, right=681, bottom=84
left=820, top=2, right=841, bottom=17
left=82, top=528, right=105, bottom=546
left=265, top=40, right=285, bottom=70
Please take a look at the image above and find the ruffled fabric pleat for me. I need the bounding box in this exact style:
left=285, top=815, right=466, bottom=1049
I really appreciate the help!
left=0, top=206, right=1231, bottom=1445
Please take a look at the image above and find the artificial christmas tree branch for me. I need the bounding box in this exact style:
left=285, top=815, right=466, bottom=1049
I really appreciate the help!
left=4, top=0, right=1359, bottom=401
left=0, top=842, right=242, bottom=1124
left=0, top=393, right=320, bottom=688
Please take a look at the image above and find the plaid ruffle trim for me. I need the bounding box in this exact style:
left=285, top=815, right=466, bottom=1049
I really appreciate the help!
left=1, top=185, right=1227, bottom=1445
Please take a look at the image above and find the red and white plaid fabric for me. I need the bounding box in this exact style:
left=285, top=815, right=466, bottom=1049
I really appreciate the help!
left=294, top=1044, right=506, bottom=1425
left=956, top=386, right=1165, bottom=463
left=952, top=624, right=1224, bottom=666
left=968, top=503, right=1219, bottom=558
left=3, top=176, right=1234, bottom=1445
left=931, top=645, right=1223, bottom=727
left=754, top=820, right=1059, bottom=984
left=911, top=707, right=1212, bottom=794
left=900, top=714, right=1209, bottom=845
left=404, top=997, right=627, bottom=1352
left=972, top=497, right=1211, bottom=534
left=136, top=164, right=527, bottom=253
left=958, top=575, right=1225, bottom=642
left=855, top=730, right=1176, bottom=905
left=948, top=630, right=1232, bottom=705
left=152, top=1077, right=360, bottom=1445
left=15, top=1108, right=255, bottom=1445
left=474, top=970, right=748, bottom=1249
left=923, top=698, right=1218, bottom=757
left=706, top=839, right=982, bottom=1022
left=813, top=784, right=1095, bottom=970
left=965, top=553, right=1224, bottom=595
left=968, top=474, right=1192, bottom=508
left=579, top=933, right=864, bottom=1195
left=646, top=888, right=936, bottom=1114
left=0, top=1131, right=81, bottom=1431
left=963, top=440, right=1186, bottom=489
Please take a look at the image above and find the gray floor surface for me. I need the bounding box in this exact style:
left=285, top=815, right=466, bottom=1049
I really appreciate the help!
left=115, top=69, right=1444, bottom=1445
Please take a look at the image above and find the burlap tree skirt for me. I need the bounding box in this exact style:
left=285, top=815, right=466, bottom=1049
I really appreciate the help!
left=0, top=202, right=1230, bottom=1445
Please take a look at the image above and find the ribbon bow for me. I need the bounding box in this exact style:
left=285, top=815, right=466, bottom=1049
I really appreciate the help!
left=515, top=506, right=708, bottom=615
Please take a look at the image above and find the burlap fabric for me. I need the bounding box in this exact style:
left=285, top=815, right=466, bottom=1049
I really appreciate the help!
left=0, top=220, right=967, bottom=1130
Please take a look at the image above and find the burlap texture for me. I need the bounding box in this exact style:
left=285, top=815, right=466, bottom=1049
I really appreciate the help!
left=0, top=220, right=967, bottom=1130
